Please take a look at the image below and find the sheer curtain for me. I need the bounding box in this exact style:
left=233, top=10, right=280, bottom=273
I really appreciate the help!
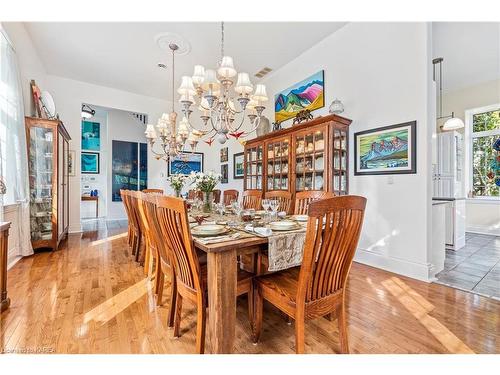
left=0, top=28, right=33, bottom=257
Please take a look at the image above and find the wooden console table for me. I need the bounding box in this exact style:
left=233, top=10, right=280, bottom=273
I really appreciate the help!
left=0, top=221, right=11, bottom=312
left=82, top=196, right=99, bottom=218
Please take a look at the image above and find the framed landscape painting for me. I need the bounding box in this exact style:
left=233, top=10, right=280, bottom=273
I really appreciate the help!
left=274, top=70, right=325, bottom=123
left=354, top=121, right=417, bottom=175
left=233, top=152, right=244, bottom=179
left=221, top=164, right=228, bottom=183
left=168, top=152, right=204, bottom=176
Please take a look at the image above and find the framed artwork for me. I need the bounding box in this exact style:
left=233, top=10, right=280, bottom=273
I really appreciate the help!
left=168, top=152, right=204, bottom=176
left=81, top=121, right=101, bottom=151
left=81, top=152, right=100, bottom=174
left=220, top=147, right=228, bottom=162
left=111, top=140, right=148, bottom=201
left=233, top=152, right=244, bottom=179
left=274, top=70, right=325, bottom=123
left=68, top=150, right=76, bottom=176
left=221, top=164, right=228, bottom=184
left=354, top=121, right=417, bottom=175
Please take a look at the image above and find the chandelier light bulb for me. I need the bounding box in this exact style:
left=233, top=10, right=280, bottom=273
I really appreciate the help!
left=177, top=76, right=196, bottom=96
left=234, top=72, right=253, bottom=95
left=192, top=65, right=205, bottom=86
left=253, top=84, right=268, bottom=102
left=201, top=69, right=220, bottom=92
left=217, top=56, right=237, bottom=79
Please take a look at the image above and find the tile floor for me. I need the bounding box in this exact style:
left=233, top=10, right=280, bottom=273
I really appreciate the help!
left=435, top=232, right=500, bottom=300
left=81, top=217, right=128, bottom=232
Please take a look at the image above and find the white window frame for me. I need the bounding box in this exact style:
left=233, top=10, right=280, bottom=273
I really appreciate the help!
left=465, top=103, right=500, bottom=203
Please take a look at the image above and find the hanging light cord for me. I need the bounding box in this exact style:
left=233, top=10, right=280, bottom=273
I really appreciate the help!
left=171, top=47, right=175, bottom=114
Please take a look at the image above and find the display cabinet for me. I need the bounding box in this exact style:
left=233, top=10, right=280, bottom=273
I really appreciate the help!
left=244, top=143, right=263, bottom=190
left=243, top=114, right=351, bottom=203
left=265, top=136, right=291, bottom=191
left=25, top=117, right=71, bottom=250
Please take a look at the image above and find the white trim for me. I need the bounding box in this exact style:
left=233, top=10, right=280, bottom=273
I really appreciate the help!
left=354, top=247, right=432, bottom=283
left=464, top=103, right=500, bottom=197
left=466, top=226, right=500, bottom=237
left=466, top=197, right=500, bottom=205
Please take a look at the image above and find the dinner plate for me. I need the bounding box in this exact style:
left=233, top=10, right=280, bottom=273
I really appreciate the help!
left=290, top=214, right=308, bottom=222
left=191, top=225, right=230, bottom=237
left=269, top=220, right=300, bottom=231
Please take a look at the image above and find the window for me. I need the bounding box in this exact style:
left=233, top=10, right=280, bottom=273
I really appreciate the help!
left=470, top=109, right=500, bottom=197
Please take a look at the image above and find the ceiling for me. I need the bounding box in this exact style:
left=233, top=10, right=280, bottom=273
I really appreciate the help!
left=432, top=22, right=500, bottom=92
left=24, top=22, right=347, bottom=99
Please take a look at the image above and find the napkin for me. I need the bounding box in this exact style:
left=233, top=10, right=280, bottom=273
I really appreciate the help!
left=197, top=233, right=241, bottom=244
left=245, top=225, right=272, bottom=237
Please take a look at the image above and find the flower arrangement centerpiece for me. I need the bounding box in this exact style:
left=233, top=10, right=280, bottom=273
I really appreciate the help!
left=167, top=174, right=188, bottom=197
left=190, top=171, right=221, bottom=213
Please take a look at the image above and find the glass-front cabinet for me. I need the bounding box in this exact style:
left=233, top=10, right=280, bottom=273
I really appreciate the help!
left=244, top=144, right=263, bottom=190
left=26, top=117, right=71, bottom=250
left=265, top=136, right=290, bottom=191
left=332, top=127, right=348, bottom=195
left=294, top=125, right=328, bottom=192
left=243, top=114, right=351, bottom=199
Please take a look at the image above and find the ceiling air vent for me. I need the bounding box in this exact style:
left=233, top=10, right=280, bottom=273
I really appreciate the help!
left=254, top=67, right=272, bottom=78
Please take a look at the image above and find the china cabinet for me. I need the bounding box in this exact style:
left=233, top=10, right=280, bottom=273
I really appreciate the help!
left=244, top=114, right=351, bottom=202
left=25, top=117, right=71, bottom=250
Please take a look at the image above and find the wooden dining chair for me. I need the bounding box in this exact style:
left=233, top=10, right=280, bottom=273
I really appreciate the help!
left=242, top=190, right=262, bottom=210
left=142, top=194, right=177, bottom=321
left=136, top=191, right=160, bottom=277
left=223, top=189, right=239, bottom=206
left=252, top=196, right=367, bottom=354
left=265, top=191, right=293, bottom=214
left=128, top=190, right=146, bottom=263
left=120, top=189, right=133, bottom=248
left=212, top=189, right=221, bottom=204
left=294, top=191, right=335, bottom=215
left=154, top=195, right=254, bottom=354
left=142, top=188, right=164, bottom=194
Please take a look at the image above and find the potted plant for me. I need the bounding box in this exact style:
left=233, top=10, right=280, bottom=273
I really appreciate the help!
left=167, top=174, right=188, bottom=198
left=190, top=171, right=221, bottom=213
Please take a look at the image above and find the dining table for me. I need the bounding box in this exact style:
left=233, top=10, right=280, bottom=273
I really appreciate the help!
left=191, top=210, right=307, bottom=354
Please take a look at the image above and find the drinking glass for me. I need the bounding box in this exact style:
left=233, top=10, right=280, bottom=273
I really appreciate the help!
left=269, top=198, right=279, bottom=221
left=262, top=199, right=271, bottom=223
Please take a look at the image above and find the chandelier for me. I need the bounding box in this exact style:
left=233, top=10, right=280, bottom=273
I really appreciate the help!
left=177, top=22, right=268, bottom=145
left=144, top=43, right=202, bottom=162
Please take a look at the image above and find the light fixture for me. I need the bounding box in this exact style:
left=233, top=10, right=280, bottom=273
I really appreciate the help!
left=178, top=22, right=268, bottom=144
left=81, top=104, right=95, bottom=119
left=433, top=57, right=464, bottom=131
left=145, top=43, right=201, bottom=162
left=329, top=98, right=344, bottom=114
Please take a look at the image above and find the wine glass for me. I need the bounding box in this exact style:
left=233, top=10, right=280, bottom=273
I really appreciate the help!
left=261, top=199, right=271, bottom=223
left=269, top=198, right=280, bottom=221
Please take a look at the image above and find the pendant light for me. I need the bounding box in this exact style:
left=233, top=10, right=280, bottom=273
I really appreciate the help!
left=432, top=57, right=464, bottom=131
left=81, top=104, right=95, bottom=119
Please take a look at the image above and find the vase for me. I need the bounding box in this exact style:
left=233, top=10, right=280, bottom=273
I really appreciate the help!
left=174, top=188, right=181, bottom=198
left=202, top=191, right=213, bottom=213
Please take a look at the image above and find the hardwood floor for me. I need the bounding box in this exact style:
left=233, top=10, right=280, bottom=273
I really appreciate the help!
left=1, top=224, right=499, bottom=354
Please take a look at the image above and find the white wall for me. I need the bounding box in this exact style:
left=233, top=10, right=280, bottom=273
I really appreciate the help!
left=2, top=22, right=182, bottom=231
left=256, top=22, right=434, bottom=281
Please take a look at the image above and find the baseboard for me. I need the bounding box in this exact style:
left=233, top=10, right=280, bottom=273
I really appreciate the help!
left=69, top=222, right=83, bottom=233
left=7, top=255, right=22, bottom=270
left=466, top=226, right=500, bottom=236
left=354, top=247, right=432, bottom=282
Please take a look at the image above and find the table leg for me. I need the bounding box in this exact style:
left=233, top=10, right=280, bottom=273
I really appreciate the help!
left=207, top=249, right=237, bottom=354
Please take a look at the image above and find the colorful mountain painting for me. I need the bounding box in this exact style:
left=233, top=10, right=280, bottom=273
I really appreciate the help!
left=358, top=129, right=409, bottom=170
left=274, top=71, right=325, bottom=123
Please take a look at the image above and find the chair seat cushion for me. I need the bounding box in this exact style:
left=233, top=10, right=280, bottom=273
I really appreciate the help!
left=256, top=266, right=300, bottom=303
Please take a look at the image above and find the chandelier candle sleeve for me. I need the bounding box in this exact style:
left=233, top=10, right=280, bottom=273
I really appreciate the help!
left=192, top=65, right=205, bottom=86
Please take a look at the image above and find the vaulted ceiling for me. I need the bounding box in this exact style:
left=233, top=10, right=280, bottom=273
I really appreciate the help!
left=24, top=22, right=347, bottom=99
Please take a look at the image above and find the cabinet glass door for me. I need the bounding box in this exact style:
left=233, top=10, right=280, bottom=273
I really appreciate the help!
left=295, top=127, right=326, bottom=191
left=266, top=137, right=290, bottom=191
left=245, top=145, right=263, bottom=190
left=332, top=127, right=348, bottom=195
left=28, top=125, right=54, bottom=242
